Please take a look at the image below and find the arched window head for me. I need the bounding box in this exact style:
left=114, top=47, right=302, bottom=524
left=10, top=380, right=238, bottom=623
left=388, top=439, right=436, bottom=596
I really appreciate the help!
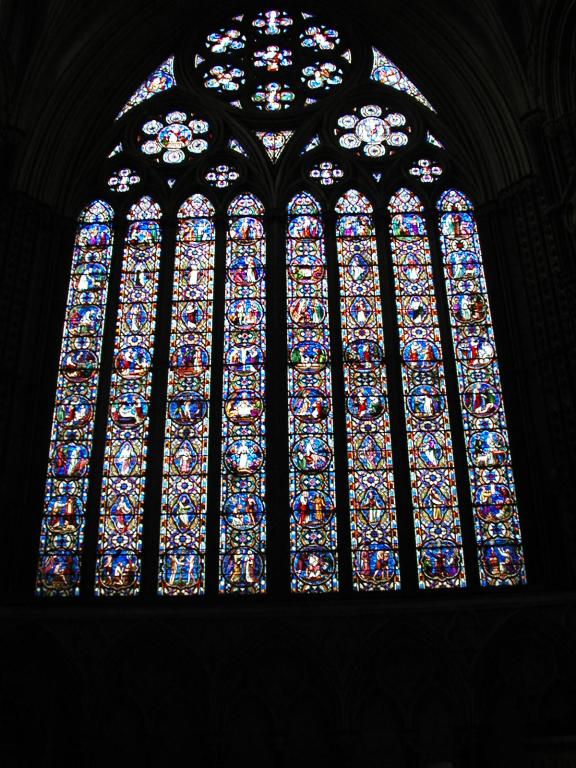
left=37, top=199, right=115, bottom=596
left=287, top=191, right=338, bottom=592
left=94, top=196, right=162, bottom=596
left=38, top=9, right=526, bottom=598
left=335, top=189, right=399, bottom=591
left=388, top=187, right=465, bottom=588
left=158, top=194, right=216, bottom=596
left=437, top=190, right=525, bottom=586
left=220, top=193, right=267, bottom=593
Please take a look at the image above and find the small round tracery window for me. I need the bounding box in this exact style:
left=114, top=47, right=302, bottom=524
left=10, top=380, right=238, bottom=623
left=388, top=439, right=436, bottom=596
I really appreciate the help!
left=137, top=111, right=212, bottom=164
left=334, top=104, right=411, bottom=158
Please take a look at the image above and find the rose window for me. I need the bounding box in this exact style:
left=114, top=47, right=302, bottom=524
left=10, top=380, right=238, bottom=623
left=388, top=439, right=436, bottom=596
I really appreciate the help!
left=197, top=10, right=352, bottom=112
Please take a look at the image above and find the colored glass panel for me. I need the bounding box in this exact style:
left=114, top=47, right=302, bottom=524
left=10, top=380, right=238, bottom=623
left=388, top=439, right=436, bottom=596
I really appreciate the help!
left=302, top=61, right=343, bottom=90
left=108, top=143, right=123, bottom=158
left=206, top=28, right=246, bottom=53
left=371, top=48, right=434, bottom=112
left=287, top=192, right=338, bottom=593
left=37, top=201, right=114, bottom=596
left=228, top=138, right=248, bottom=156
left=437, top=190, right=526, bottom=586
left=309, top=161, right=344, bottom=185
left=253, top=10, right=293, bottom=34
left=300, top=25, right=339, bottom=50
left=158, top=195, right=215, bottom=595
left=254, top=46, right=292, bottom=71
left=94, top=196, right=162, bottom=595
left=255, top=130, right=294, bottom=162
left=335, top=190, right=399, bottom=590
left=426, top=132, right=444, bottom=149
left=138, top=111, right=211, bottom=164
left=408, top=159, right=443, bottom=184
left=389, top=188, right=466, bottom=588
left=205, top=165, right=240, bottom=187
left=335, top=104, right=411, bottom=158
left=252, top=82, right=295, bottom=110
left=205, top=65, right=246, bottom=93
left=219, top=194, right=267, bottom=593
left=107, top=168, right=140, bottom=192
left=199, top=11, right=349, bottom=112
left=116, top=57, right=176, bottom=119
left=301, top=134, right=320, bottom=154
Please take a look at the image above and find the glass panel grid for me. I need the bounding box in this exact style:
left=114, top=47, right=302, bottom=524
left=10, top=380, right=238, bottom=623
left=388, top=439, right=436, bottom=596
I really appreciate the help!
left=438, top=189, right=526, bottom=586
left=389, top=188, right=466, bottom=588
left=37, top=200, right=114, bottom=596
left=95, top=196, right=162, bottom=596
left=219, top=194, right=267, bottom=593
left=287, top=192, right=338, bottom=593
left=336, top=189, right=400, bottom=591
left=158, top=195, right=215, bottom=595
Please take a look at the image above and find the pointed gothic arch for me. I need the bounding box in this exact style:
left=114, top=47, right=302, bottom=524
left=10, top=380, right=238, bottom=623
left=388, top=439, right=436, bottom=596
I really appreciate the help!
left=36, top=7, right=525, bottom=598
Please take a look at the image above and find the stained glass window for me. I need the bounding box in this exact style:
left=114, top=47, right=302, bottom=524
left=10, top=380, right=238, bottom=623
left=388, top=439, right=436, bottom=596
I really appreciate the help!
left=137, top=111, right=211, bottom=164
left=371, top=48, right=434, bottom=112
left=94, top=197, right=162, bottom=596
left=389, top=188, right=466, bottom=588
left=335, top=104, right=411, bottom=158
left=40, top=9, right=526, bottom=598
left=335, top=190, right=399, bottom=590
left=287, top=192, right=338, bottom=593
left=198, top=11, right=351, bottom=111
left=107, top=169, right=140, bottom=192
left=158, top=195, right=215, bottom=595
left=205, top=165, right=240, bottom=187
left=255, top=130, right=294, bottom=162
left=219, top=194, right=267, bottom=593
left=116, top=57, right=176, bottom=119
left=438, top=190, right=526, bottom=586
left=37, top=201, right=114, bottom=596
left=301, top=134, right=320, bottom=154
left=408, top=159, right=443, bottom=184
left=308, top=161, right=344, bottom=185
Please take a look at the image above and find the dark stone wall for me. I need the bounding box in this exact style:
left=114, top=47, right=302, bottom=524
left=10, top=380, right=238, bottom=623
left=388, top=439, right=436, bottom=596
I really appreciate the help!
left=1, top=595, right=576, bottom=767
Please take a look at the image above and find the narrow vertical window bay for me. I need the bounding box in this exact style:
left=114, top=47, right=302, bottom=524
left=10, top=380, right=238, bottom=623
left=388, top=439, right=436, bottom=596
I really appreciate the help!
left=287, top=192, right=338, bottom=593
left=389, top=188, right=466, bottom=588
left=158, top=195, right=215, bottom=595
left=219, top=194, right=267, bottom=593
left=336, top=189, right=400, bottom=591
left=95, top=197, right=162, bottom=596
left=37, top=201, right=114, bottom=596
left=438, top=190, right=526, bottom=586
